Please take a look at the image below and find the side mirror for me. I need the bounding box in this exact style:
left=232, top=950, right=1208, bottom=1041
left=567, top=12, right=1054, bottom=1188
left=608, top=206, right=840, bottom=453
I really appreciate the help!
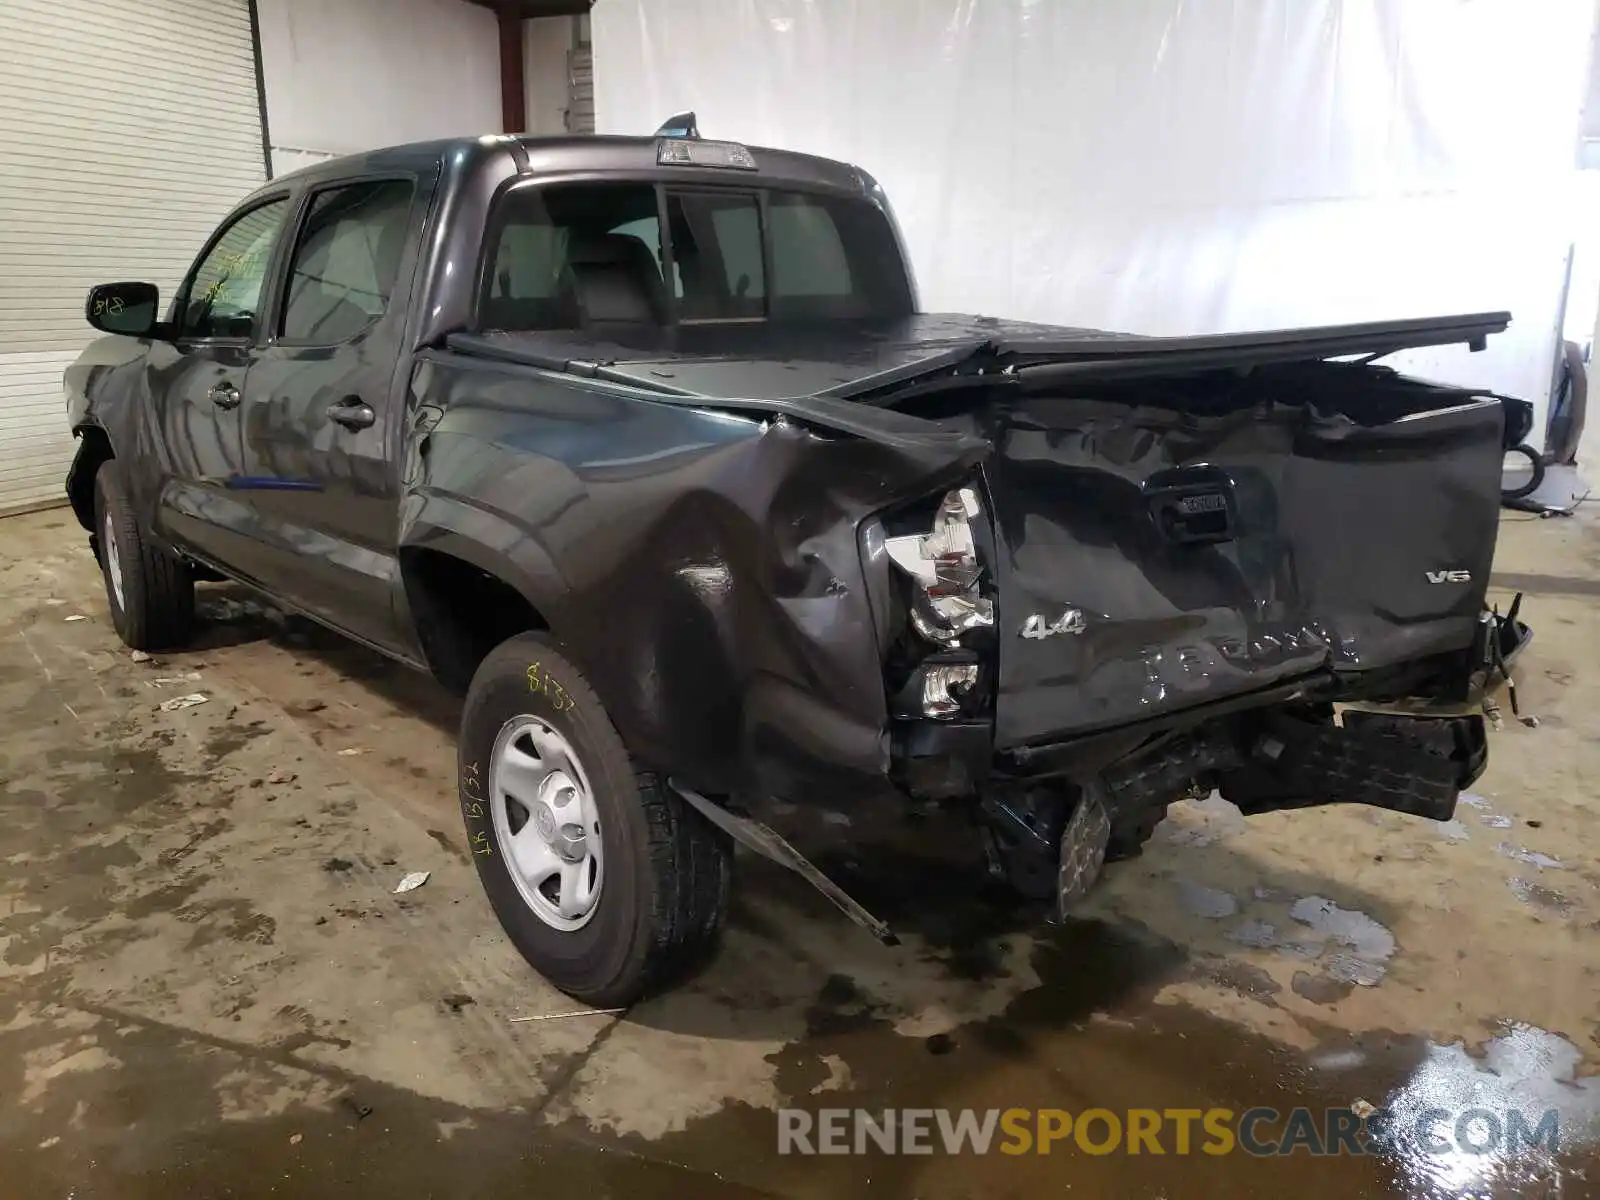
left=85, top=282, right=160, bottom=337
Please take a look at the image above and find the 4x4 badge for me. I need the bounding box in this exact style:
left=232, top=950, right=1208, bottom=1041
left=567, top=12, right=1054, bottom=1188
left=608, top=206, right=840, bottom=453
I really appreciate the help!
left=1021, top=609, right=1087, bottom=639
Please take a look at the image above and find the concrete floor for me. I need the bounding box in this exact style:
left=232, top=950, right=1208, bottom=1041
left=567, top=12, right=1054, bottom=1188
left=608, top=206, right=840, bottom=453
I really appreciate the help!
left=1, top=505, right=1598, bottom=1199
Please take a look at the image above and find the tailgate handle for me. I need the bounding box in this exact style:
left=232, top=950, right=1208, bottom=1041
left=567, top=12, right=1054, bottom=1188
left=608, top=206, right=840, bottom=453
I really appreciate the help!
left=1144, top=468, right=1237, bottom=546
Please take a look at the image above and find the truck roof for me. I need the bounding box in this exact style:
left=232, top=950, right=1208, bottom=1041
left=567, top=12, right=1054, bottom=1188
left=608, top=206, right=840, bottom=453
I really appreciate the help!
left=259, top=133, right=873, bottom=201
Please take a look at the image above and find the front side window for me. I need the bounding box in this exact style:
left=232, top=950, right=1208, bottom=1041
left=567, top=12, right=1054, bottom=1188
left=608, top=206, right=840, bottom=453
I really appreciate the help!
left=182, top=198, right=290, bottom=339
left=281, top=179, right=415, bottom=343
left=479, top=181, right=911, bottom=332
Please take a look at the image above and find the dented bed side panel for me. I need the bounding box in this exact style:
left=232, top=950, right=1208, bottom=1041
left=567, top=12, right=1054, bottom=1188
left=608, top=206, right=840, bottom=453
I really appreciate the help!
left=400, top=353, right=981, bottom=800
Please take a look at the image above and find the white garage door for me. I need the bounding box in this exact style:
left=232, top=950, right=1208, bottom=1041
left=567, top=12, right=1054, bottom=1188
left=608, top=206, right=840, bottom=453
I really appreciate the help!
left=0, top=0, right=266, bottom=515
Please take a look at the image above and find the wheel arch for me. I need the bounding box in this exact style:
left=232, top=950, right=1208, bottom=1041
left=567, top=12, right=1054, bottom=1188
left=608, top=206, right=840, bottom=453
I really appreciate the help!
left=398, top=511, right=569, bottom=694
left=66, top=423, right=116, bottom=533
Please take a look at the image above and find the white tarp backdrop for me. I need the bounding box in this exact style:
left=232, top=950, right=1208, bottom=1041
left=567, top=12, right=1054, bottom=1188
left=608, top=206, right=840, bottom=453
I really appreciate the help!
left=256, top=0, right=501, bottom=177
left=593, top=0, right=1597, bottom=438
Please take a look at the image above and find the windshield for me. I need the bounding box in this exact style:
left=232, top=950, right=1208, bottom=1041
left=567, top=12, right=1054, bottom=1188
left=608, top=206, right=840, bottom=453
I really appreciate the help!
left=479, top=182, right=913, bottom=332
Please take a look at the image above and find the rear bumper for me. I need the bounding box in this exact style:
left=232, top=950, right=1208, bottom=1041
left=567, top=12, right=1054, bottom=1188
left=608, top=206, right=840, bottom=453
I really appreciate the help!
left=890, top=601, right=1530, bottom=801
left=1338, top=597, right=1533, bottom=717
left=1221, top=709, right=1488, bottom=821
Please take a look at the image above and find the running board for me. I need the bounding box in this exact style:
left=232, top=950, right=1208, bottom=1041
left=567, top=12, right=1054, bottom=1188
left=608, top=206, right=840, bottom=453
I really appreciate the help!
left=670, top=782, right=899, bottom=946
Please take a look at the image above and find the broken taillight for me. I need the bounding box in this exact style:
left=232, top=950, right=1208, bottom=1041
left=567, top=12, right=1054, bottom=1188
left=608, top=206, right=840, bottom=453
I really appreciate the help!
left=883, top=486, right=994, bottom=646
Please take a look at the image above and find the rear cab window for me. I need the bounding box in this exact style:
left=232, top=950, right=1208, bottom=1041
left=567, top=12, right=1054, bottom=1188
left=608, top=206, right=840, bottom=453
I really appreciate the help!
left=478, top=179, right=912, bottom=333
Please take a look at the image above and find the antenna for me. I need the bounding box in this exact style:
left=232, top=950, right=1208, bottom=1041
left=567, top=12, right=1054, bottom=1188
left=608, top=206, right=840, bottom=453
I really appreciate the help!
left=655, top=111, right=700, bottom=139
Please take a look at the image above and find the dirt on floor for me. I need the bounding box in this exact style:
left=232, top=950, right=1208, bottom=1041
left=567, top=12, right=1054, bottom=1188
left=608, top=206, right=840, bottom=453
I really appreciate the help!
left=1, top=504, right=1598, bottom=1199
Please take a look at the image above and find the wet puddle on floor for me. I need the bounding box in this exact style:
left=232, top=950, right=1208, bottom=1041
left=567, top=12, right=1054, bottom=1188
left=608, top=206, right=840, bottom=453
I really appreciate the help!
left=1375, top=1022, right=1600, bottom=1197
left=5, top=864, right=1598, bottom=1199
left=604, top=911, right=1600, bottom=1199
left=4, top=555, right=1596, bottom=1199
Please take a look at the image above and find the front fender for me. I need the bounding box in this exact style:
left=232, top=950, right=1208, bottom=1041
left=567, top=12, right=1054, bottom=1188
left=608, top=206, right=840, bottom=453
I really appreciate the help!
left=63, top=335, right=153, bottom=530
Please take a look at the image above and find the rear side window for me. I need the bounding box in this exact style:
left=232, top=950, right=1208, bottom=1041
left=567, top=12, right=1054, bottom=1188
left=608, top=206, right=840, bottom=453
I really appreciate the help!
left=281, top=179, right=415, bottom=343
left=490, top=223, right=568, bottom=302
left=479, top=182, right=911, bottom=332
left=769, top=195, right=850, bottom=300
left=482, top=184, right=662, bottom=331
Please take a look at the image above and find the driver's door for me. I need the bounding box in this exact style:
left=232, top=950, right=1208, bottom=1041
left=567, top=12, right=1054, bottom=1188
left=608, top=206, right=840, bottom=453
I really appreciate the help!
left=146, top=196, right=291, bottom=570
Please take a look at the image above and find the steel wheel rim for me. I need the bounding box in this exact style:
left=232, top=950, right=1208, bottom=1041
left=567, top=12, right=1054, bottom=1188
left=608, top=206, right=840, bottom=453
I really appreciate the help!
left=103, top=512, right=125, bottom=611
left=489, top=716, right=603, bottom=932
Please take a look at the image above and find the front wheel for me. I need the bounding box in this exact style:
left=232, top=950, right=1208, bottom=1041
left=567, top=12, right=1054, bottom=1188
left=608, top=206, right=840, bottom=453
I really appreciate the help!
left=457, top=632, right=731, bottom=1006
left=93, top=459, right=195, bottom=651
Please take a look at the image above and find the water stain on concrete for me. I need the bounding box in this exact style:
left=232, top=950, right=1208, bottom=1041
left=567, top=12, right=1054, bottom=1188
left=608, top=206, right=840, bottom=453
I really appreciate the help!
left=121, top=877, right=212, bottom=921
left=205, top=717, right=274, bottom=763
left=1292, top=970, right=1356, bottom=1005
left=174, top=900, right=278, bottom=949
left=56, top=744, right=206, bottom=815
left=1497, top=843, right=1567, bottom=871
left=1177, top=881, right=1240, bottom=919
left=1509, top=878, right=1576, bottom=916
left=1290, top=896, right=1396, bottom=959
left=425, top=829, right=468, bottom=863
left=1226, top=918, right=1281, bottom=949
left=1288, top=896, right=1397, bottom=987
left=1156, top=791, right=1248, bottom=848
left=1198, top=957, right=1282, bottom=1003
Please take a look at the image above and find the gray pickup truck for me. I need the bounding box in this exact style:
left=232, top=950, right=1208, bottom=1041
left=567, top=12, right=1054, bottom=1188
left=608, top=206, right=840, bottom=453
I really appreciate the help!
left=65, top=117, right=1528, bottom=1004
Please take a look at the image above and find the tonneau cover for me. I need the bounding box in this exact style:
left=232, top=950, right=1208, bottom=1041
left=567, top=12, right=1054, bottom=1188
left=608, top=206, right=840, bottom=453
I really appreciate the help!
left=448, top=311, right=1510, bottom=400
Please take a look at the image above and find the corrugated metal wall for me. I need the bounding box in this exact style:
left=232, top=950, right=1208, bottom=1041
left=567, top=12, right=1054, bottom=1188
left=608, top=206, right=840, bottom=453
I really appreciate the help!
left=0, top=0, right=266, bottom=514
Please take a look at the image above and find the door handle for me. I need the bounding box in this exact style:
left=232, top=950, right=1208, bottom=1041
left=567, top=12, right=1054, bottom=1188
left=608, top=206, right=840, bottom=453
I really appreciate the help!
left=327, top=396, right=376, bottom=431
left=208, top=382, right=241, bottom=410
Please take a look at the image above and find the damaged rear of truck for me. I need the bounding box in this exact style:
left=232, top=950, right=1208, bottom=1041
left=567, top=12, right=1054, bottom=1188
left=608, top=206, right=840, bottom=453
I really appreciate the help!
left=404, top=129, right=1532, bottom=982
left=65, top=127, right=1532, bottom=1003
left=440, top=309, right=1530, bottom=928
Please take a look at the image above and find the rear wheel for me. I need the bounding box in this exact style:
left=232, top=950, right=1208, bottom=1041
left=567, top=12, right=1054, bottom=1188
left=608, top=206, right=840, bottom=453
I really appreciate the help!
left=1501, top=444, right=1545, bottom=501
left=93, top=460, right=195, bottom=651
left=458, top=632, right=731, bottom=1005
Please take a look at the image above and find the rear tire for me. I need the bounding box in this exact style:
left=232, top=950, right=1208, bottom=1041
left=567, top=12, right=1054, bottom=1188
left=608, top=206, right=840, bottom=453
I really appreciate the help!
left=458, top=632, right=731, bottom=1006
left=93, top=460, right=195, bottom=651
left=1501, top=444, right=1545, bottom=501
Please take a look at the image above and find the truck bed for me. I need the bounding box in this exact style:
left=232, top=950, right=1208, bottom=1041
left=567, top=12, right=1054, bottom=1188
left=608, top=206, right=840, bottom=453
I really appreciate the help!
left=449, top=311, right=1510, bottom=750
